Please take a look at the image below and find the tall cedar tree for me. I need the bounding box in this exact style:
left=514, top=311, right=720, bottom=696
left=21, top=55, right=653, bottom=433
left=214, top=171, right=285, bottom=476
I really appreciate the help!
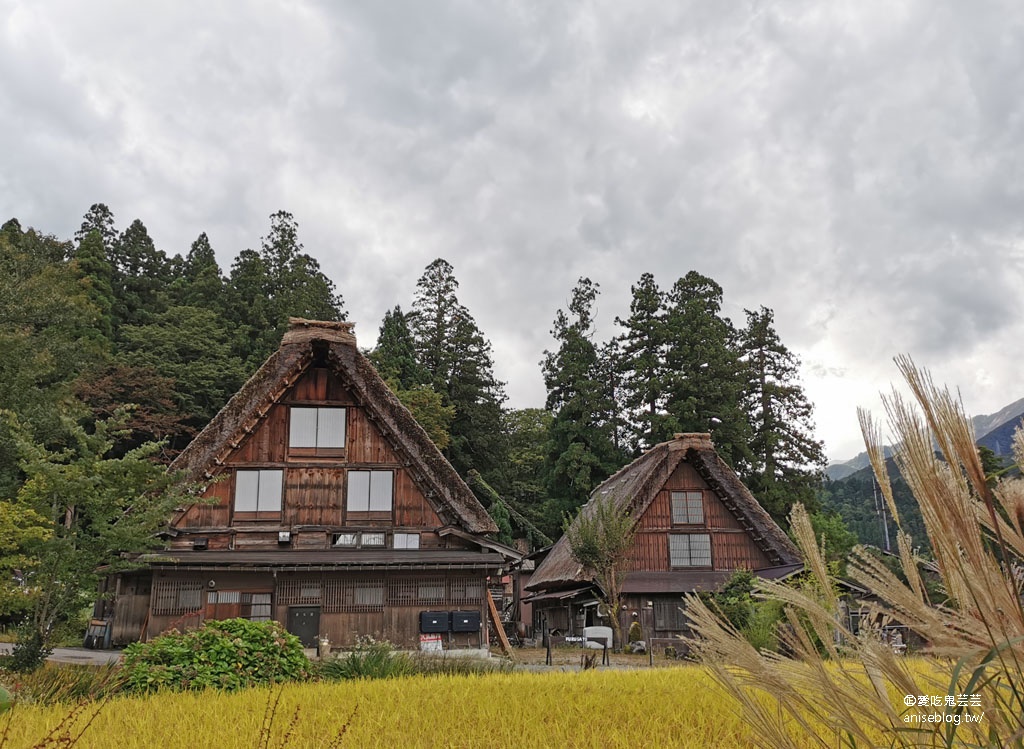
left=739, top=306, right=826, bottom=523
left=227, top=211, right=345, bottom=367
left=109, top=219, right=173, bottom=332
left=370, top=305, right=429, bottom=389
left=408, top=259, right=506, bottom=483
left=74, top=203, right=117, bottom=254
left=370, top=306, right=453, bottom=450
left=614, top=272, right=668, bottom=453
left=72, top=230, right=115, bottom=343
left=663, top=271, right=752, bottom=469
left=174, top=232, right=225, bottom=310
left=542, top=278, right=623, bottom=527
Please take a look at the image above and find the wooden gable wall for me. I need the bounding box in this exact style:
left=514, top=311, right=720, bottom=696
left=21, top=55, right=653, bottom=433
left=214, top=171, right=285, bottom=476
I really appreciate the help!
left=171, top=365, right=444, bottom=545
left=627, top=460, right=771, bottom=572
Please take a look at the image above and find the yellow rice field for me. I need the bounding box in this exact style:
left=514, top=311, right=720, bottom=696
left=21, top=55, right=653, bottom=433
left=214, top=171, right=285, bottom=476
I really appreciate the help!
left=0, top=667, right=879, bottom=748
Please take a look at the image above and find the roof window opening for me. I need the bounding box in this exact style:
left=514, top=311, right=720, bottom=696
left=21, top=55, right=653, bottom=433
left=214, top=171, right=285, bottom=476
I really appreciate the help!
left=290, top=407, right=346, bottom=453
left=671, top=491, right=704, bottom=525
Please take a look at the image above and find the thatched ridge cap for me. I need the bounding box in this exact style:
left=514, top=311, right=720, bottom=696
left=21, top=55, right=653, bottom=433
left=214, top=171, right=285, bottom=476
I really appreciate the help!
left=283, top=318, right=356, bottom=346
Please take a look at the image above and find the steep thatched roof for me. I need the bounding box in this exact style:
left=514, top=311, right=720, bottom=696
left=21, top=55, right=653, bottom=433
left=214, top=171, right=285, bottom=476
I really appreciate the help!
left=170, top=318, right=497, bottom=534
left=526, top=433, right=801, bottom=591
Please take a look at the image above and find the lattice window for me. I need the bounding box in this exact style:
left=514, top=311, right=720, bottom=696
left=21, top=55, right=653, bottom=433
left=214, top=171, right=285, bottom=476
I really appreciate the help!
left=671, top=491, right=704, bottom=524
left=152, top=579, right=204, bottom=616
left=387, top=577, right=448, bottom=606
left=388, top=578, right=418, bottom=606
left=449, top=578, right=484, bottom=604
left=669, top=533, right=712, bottom=567
left=417, top=578, right=447, bottom=605
left=277, top=578, right=323, bottom=606
left=323, top=578, right=385, bottom=613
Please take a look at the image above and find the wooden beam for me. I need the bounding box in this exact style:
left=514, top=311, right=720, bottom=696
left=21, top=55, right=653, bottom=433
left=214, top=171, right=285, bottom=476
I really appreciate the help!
left=486, top=588, right=514, bottom=660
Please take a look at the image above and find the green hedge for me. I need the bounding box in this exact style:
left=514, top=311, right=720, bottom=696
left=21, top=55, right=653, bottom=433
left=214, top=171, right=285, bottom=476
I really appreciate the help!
left=122, top=619, right=310, bottom=692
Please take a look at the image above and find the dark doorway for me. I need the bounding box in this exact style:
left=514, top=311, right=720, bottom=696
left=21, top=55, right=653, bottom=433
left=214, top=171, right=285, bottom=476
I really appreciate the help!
left=287, top=606, right=321, bottom=647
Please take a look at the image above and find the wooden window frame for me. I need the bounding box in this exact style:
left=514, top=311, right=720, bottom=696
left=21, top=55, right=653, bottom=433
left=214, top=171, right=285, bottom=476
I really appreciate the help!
left=288, top=407, right=347, bottom=458
left=205, top=590, right=273, bottom=622
left=393, top=532, right=420, bottom=550
left=671, top=490, right=704, bottom=525
left=233, top=469, right=284, bottom=520
left=668, top=533, right=712, bottom=568
left=346, top=470, right=394, bottom=517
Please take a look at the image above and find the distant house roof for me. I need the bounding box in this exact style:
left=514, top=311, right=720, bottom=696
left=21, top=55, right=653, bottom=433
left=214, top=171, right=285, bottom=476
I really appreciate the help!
left=526, top=433, right=801, bottom=592
left=170, top=317, right=497, bottom=535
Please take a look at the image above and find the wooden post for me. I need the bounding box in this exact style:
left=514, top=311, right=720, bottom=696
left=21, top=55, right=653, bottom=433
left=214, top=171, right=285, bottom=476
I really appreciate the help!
left=487, top=588, right=515, bottom=660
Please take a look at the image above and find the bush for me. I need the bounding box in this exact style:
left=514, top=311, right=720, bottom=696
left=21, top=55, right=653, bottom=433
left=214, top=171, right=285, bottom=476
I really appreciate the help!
left=627, top=621, right=643, bottom=643
left=1, top=624, right=52, bottom=674
left=122, top=618, right=310, bottom=693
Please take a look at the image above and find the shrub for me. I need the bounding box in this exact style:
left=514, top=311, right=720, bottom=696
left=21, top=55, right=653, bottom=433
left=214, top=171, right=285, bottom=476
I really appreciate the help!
left=1, top=623, right=52, bottom=674
left=122, top=618, right=310, bottom=693
left=627, top=621, right=643, bottom=643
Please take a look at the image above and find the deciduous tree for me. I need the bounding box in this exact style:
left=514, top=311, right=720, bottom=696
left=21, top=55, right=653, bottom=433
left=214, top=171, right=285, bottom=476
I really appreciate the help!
left=563, top=494, right=636, bottom=649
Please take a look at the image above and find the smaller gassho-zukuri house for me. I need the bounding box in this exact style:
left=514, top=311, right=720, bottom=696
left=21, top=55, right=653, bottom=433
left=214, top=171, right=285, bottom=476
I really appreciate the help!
left=98, top=319, right=519, bottom=650
left=524, top=433, right=802, bottom=652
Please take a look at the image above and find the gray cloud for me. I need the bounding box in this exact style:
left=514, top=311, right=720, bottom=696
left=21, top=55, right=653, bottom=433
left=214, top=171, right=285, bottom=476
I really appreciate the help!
left=3, top=0, right=1024, bottom=460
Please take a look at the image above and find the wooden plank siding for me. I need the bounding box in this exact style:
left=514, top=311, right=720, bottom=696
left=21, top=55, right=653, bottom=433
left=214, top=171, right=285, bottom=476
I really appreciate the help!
left=628, top=461, right=771, bottom=571
left=144, top=570, right=489, bottom=649
left=172, top=366, right=444, bottom=540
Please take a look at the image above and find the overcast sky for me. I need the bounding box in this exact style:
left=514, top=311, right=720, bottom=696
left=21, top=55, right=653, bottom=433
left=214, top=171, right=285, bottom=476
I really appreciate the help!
left=3, top=0, right=1023, bottom=461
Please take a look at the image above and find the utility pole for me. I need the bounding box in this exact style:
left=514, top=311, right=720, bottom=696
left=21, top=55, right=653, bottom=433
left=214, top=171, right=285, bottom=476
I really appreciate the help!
left=872, top=476, right=891, bottom=552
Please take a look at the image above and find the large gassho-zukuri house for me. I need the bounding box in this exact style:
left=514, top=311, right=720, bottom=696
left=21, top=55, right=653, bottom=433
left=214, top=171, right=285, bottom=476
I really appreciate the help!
left=97, top=319, right=519, bottom=650
left=524, top=433, right=802, bottom=652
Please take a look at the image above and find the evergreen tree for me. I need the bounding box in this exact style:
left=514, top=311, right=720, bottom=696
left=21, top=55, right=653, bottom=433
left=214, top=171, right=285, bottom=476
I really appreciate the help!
left=662, top=271, right=751, bottom=468
left=408, top=258, right=460, bottom=391
left=370, top=306, right=428, bottom=389
left=542, top=278, right=623, bottom=524
left=408, top=259, right=507, bottom=482
left=614, top=272, right=668, bottom=453
left=71, top=230, right=115, bottom=343
left=109, top=218, right=173, bottom=331
left=226, top=211, right=345, bottom=366
left=74, top=204, right=117, bottom=253
left=175, top=232, right=225, bottom=310
left=502, top=408, right=555, bottom=545
left=739, top=306, right=826, bottom=523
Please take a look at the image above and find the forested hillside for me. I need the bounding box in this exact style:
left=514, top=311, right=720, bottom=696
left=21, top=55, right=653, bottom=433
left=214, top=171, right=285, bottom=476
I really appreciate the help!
left=0, top=205, right=830, bottom=652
